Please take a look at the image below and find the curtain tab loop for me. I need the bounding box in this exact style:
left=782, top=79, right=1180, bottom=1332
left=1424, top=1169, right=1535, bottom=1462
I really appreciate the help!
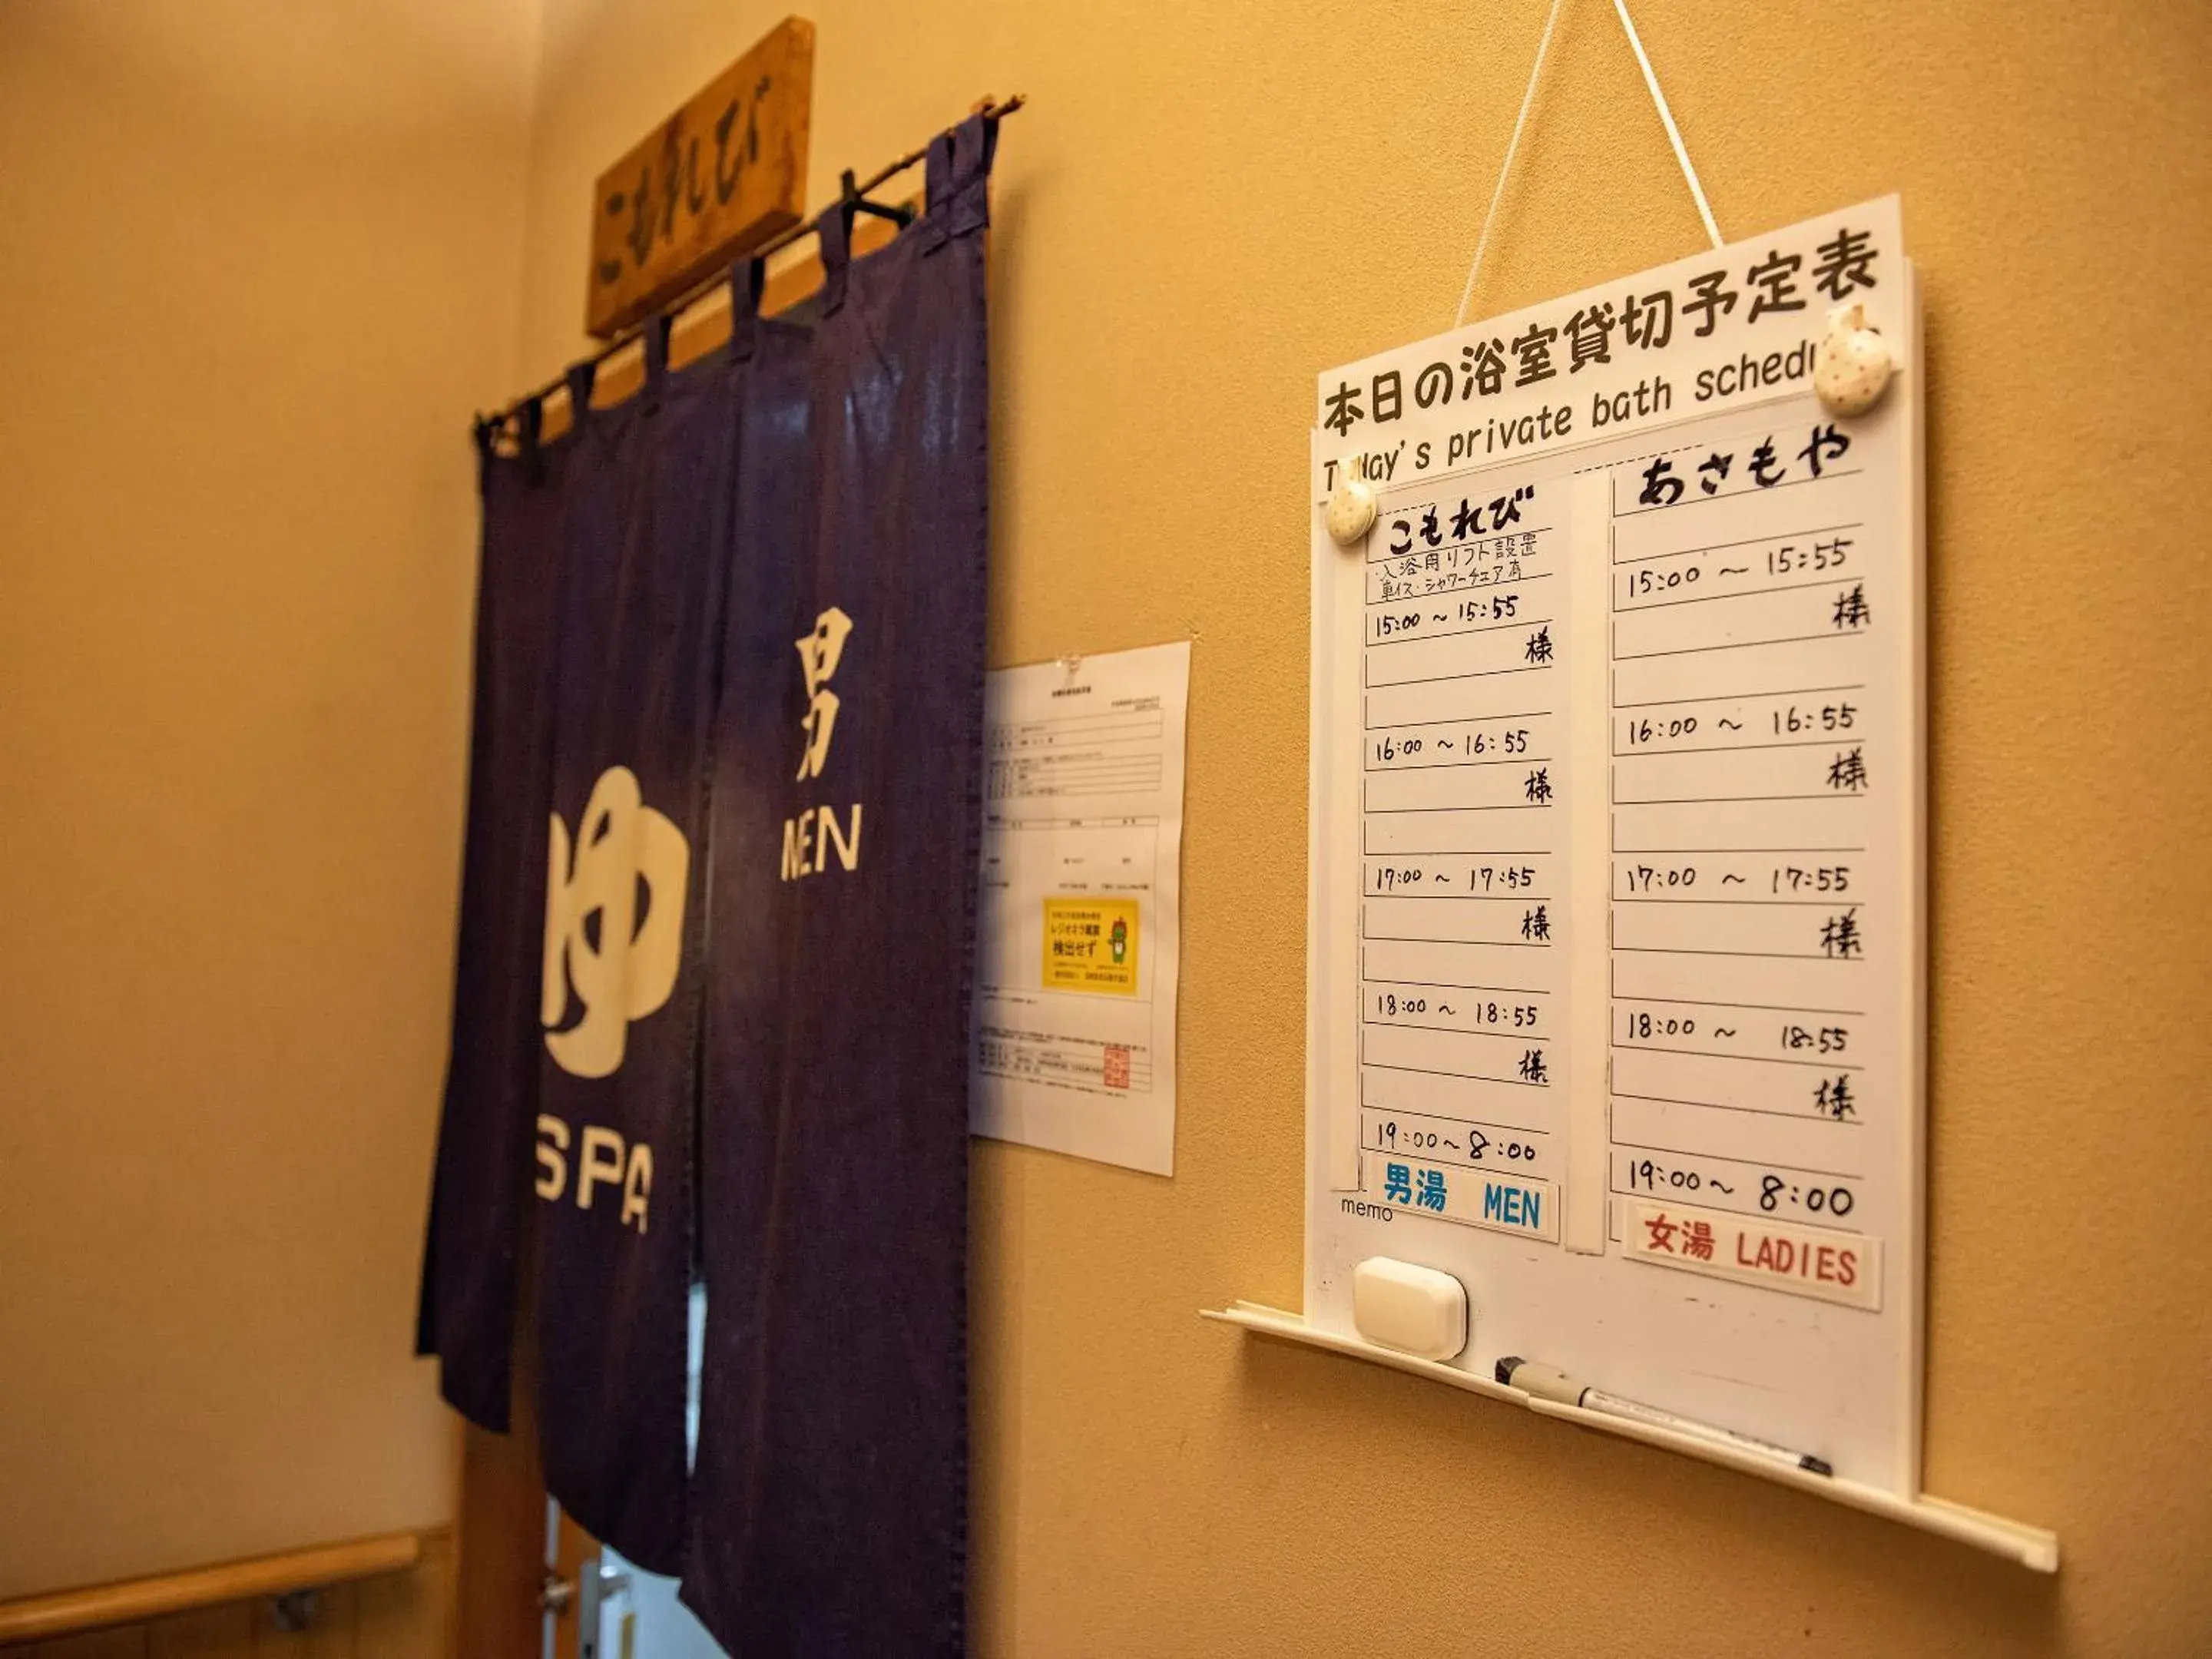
left=641, top=314, right=672, bottom=410
left=948, top=111, right=998, bottom=240
left=728, top=257, right=767, bottom=361
left=564, top=359, right=598, bottom=429
left=919, top=129, right=958, bottom=253
left=818, top=203, right=853, bottom=316
left=517, top=395, right=546, bottom=483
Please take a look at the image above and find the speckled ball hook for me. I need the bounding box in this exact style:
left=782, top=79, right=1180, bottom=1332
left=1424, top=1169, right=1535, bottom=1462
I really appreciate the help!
left=1326, top=464, right=1378, bottom=547
left=1813, top=301, right=1897, bottom=417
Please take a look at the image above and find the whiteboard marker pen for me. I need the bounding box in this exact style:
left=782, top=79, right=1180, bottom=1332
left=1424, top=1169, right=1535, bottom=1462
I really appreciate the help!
left=1495, top=1357, right=1833, bottom=1477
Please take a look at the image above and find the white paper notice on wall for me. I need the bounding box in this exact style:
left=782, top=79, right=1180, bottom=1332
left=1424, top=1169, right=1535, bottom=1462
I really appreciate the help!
left=1306, top=198, right=1925, bottom=1495
left=971, top=641, right=1189, bottom=1175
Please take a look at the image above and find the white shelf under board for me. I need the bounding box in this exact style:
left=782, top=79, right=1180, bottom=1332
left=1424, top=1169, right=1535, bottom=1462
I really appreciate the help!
left=1202, top=1300, right=2058, bottom=1573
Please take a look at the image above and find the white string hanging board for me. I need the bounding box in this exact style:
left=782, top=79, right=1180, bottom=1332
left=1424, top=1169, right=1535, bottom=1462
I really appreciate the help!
left=1203, top=193, right=2056, bottom=1571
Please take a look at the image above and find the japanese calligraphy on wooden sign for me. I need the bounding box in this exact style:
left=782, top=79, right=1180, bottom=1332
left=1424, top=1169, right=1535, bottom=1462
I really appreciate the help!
left=585, top=16, right=814, bottom=339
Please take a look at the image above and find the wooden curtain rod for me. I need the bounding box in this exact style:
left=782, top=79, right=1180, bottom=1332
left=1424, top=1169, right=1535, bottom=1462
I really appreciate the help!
left=485, top=93, right=1025, bottom=435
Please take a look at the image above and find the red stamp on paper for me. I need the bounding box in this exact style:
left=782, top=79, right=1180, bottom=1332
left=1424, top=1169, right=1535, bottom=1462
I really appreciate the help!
left=1102, top=1045, right=1131, bottom=1089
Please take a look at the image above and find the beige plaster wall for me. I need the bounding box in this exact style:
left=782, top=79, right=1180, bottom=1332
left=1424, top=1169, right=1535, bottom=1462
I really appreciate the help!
left=0, top=0, right=541, bottom=1599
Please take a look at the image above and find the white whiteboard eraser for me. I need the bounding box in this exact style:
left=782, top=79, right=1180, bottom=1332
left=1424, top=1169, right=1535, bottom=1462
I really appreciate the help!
left=1352, top=1257, right=1469, bottom=1362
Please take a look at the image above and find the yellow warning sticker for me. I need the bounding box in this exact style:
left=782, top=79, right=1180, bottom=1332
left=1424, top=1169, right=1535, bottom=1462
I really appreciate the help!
left=1041, top=896, right=1140, bottom=994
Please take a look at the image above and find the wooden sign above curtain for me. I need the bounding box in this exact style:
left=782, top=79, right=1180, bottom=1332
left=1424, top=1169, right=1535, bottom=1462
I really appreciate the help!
left=585, top=15, right=814, bottom=339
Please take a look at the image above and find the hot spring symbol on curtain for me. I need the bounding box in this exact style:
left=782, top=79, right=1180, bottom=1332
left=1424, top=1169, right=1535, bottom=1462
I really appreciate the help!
left=542, top=764, right=691, bottom=1081
left=536, top=763, right=688, bottom=1239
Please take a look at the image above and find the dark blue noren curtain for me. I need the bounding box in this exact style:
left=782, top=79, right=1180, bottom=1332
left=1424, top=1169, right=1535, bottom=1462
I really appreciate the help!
left=416, top=402, right=563, bottom=1432
left=682, top=114, right=998, bottom=1658
left=532, top=320, right=734, bottom=1575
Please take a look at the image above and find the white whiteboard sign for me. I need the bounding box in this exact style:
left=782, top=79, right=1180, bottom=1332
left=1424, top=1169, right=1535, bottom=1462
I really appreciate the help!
left=1306, top=198, right=1924, bottom=1492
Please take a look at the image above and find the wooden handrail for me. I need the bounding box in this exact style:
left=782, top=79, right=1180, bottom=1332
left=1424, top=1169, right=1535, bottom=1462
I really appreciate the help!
left=0, top=1531, right=422, bottom=1647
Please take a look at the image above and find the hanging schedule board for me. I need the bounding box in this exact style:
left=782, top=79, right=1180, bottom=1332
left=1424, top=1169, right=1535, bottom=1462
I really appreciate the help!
left=1306, top=198, right=1924, bottom=1493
